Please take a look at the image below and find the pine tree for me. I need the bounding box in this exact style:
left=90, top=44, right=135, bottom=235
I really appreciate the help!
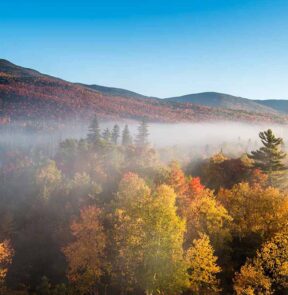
left=135, top=120, right=149, bottom=147
left=249, top=129, right=287, bottom=186
left=111, top=124, right=120, bottom=145
left=121, top=124, right=132, bottom=146
left=102, top=128, right=111, bottom=142
left=87, top=115, right=101, bottom=146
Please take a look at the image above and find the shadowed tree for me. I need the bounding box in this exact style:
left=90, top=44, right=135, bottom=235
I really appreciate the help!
left=121, top=124, right=132, bottom=146
left=111, top=124, right=120, bottom=145
left=102, top=128, right=111, bottom=142
left=135, top=120, right=149, bottom=147
left=87, top=115, right=101, bottom=147
left=0, top=240, right=13, bottom=291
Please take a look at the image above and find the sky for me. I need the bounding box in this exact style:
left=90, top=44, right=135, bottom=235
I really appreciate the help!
left=1, top=0, right=288, bottom=99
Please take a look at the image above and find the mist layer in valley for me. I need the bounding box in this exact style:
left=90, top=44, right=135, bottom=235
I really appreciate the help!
left=1, top=120, right=287, bottom=162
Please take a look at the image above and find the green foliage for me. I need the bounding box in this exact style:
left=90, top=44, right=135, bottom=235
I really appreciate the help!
left=111, top=124, right=120, bottom=145
left=135, top=120, right=149, bottom=147
left=249, top=129, right=287, bottom=186
left=121, top=124, right=132, bottom=146
left=102, top=128, right=111, bottom=142
left=87, top=115, right=101, bottom=146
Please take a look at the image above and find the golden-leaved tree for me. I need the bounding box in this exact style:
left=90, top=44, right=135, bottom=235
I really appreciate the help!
left=218, top=182, right=288, bottom=241
left=234, top=227, right=288, bottom=294
left=0, top=240, right=13, bottom=290
left=112, top=173, right=188, bottom=295
left=63, top=206, right=107, bottom=294
left=185, top=234, right=221, bottom=294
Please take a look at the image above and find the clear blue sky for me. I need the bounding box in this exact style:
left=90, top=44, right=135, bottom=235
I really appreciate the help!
left=1, top=0, right=288, bottom=99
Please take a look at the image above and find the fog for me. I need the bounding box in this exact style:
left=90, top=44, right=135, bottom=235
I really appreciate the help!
left=1, top=121, right=288, bottom=158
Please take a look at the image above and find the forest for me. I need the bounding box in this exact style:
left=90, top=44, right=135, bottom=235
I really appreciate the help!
left=0, top=117, right=288, bottom=295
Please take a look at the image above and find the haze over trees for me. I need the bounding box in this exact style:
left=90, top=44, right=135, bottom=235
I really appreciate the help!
left=0, top=117, right=288, bottom=294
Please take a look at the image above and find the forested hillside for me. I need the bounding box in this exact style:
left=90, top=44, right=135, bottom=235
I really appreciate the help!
left=0, top=59, right=287, bottom=124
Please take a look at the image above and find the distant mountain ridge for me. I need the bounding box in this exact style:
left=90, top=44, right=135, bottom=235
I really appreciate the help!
left=79, top=84, right=155, bottom=100
left=254, top=100, right=288, bottom=114
left=0, top=59, right=287, bottom=124
left=165, top=92, right=279, bottom=114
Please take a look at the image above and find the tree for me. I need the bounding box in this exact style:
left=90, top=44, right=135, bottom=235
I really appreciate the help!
left=35, top=276, right=52, bottom=295
left=183, top=189, right=232, bottom=252
left=249, top=129, right=287, bottom=186
left=113, top=173, right=188, bottom=294
left=87, top=115, right=101, bottom=146
left=233, top=261, right=272, bottom=295
left=102, top=128, right=111, bottom=142
left=0, top=240, right=13, bottom=289
left=234, top=228, right=288, bottom=294
left=121, top=124, right=132, bottom=146
left=198, top=154, right=252, bottom=191
left=36, top=160, right=62, bottom=199
left=256, top=228, right=288, bottom=291
left=218, top=182, right=288, bottom=271
left=218, top=183, right=288, bottom=241
left=186, top=234, right=221, bottom=294
left=166, top=161, right=188, bottom=197
left=135, top=120, right=149, bottom=147
left=63, top=206, right=107, bottom=294
left=111, top=124, right=120, bottom=145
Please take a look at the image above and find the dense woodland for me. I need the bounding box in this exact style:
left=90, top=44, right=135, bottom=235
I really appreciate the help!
left=1, top=117, right=288, bottom=295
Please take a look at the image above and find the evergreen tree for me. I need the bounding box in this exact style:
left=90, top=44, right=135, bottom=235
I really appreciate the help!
left=121, top=124, right=132, bottom=146
left=249, top=129, right=287, bottom=186
left=87, top=115, right=101, bottom=146
left=111, top=124, right=120, bottom=145
left=102, top=128, right=111, bottom=142
left=135, top=120, right=149, bottom=147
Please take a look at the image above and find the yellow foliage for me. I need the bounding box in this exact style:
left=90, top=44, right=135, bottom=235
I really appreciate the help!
left=0, top=240, right=13, bottom=284
left=218, top=182, right=288, bottom=239
left=185, top=234, right=221, bottom=294
left=234, top=227, right=288, bottom=293
left=113, top=174, right=188, bottom=294
left=234, top=261, right=272, bottom=295
left=184, top=189, right=232, bottom=250
left=63, top=206, right=107, bottom=294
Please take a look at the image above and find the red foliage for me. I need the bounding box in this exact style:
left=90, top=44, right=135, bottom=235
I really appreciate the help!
left=0, top=61, right=286, bottom=123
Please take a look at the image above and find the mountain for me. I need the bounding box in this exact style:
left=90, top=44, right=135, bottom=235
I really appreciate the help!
left=254, top=100, right=288, bottom=114
left=0, top=59, right=287, bottom=124
left=166, top=92, right=278, bottom=114
left=78, top=84, right=154, bottom=100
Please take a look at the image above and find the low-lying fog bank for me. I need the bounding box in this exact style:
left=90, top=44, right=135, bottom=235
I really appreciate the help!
left=1, top=121, right=287, bottom=157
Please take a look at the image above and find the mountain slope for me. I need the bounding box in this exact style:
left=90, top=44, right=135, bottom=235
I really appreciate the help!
left=166, top=92, right=278, bottom=114
left=254, top=100, right=288, bottom=114
left=0, top=59, right=287, bottom=124
left=79, top=84, right=154, bottom=100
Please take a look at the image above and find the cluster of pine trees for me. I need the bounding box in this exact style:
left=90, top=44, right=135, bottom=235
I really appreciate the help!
left=0, top=117, right=288, bottom=295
